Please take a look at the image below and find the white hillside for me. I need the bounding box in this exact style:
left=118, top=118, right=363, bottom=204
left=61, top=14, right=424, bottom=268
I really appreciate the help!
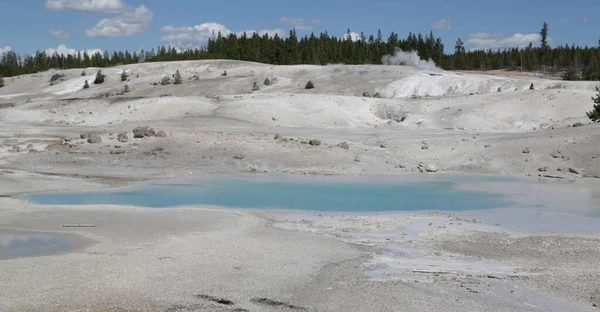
left=0, top=60, right=596, bottom=131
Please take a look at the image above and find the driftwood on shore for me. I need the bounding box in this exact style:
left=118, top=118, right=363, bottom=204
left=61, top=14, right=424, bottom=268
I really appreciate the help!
left=62, top=224, right=96, bottom=228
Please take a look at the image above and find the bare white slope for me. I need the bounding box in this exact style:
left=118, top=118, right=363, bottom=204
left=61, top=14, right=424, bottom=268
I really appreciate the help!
left=0, top=60, right=597, bottom=131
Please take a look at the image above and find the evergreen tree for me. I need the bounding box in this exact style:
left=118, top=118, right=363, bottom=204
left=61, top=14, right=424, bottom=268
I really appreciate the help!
left=530, top=83, right=535, bottom=90
left=252, top=81, right=260, bottom=91
left=93, top=70, right=105, bottom=84
left=81, top=70, right=86, bottom=76
left=173, top=70, right=182, bottom=84
left=0, top=27, right=600, bottom=81
left=123, top=84, right=129, bottom=93
left=540, top=22, right=549, bottom=49
left=263, top=78, right=271, bottom=85
left=588, top=86, right=600, bottom=121
left=0, top=76, right=4, bottom=88
left=121, top=70, right=128, bottom=81
left=454, top=38, right=465, bottom=55
left=305, top=80, right=314, bottom=89
left=83, top=80, right=89, bottom=89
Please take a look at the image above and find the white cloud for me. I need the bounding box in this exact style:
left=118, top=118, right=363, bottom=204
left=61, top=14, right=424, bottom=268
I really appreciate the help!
left=344, top=31, right=361, bottom=42
left=85, top=5, right=153, bottom=38
left=160, top=22, right=285, bottom=49
left=466, top=32, right=550, bottom=50
left=48, top=29, right=72, bottom=39
left=278, top=17, right=320, bottom=30
left=45, top=44, right=103, bottom=57
left=0, top=46, right=12, bottom=54
left=45, top=0, right=125, bottom=13
left=432, top=18, right=452, bottom=30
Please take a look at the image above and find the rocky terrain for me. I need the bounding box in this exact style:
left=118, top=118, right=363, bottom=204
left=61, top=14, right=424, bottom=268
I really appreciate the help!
left=0, top=60, right=599, bottom=311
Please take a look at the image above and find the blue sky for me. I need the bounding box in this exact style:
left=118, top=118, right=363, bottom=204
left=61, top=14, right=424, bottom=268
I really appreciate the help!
left=1, top=0, right=599, bottom=56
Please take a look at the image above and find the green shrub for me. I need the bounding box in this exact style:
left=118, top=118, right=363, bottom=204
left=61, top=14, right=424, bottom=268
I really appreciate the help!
left=173, top=70, right=182, bottom=85
left=94, top=70, right=105, bottom=84
left=587, top=86, right=600, bottom=122
left=50, top=73, right=64, bottom=83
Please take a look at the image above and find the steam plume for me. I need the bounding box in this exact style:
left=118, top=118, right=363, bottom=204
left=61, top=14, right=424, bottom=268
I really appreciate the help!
left=382, top=48, right=439, bottom=70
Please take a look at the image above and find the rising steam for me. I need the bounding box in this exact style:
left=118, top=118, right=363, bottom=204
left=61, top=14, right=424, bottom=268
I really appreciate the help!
left=381, top=48, right=439, bottom=70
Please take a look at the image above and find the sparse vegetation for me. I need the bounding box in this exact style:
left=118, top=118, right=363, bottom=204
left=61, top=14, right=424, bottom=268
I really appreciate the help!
left=161, top=76, right=171, bottom=85
left=94, top=70, right=105, bottom=84
left=562, top=68, right=579, bottom=81
left=305, top=80, right=314, bottom=89
left=252, top=81, right=260, bottom=91
left=221, top=70, right=227, bottom=76
left=529, top=83, right=535, bottom=90
left=263, top=78, right=271, bottom=86
left=587, top=86, right=600, bottom=122
left=50, top=73, right=64, bottom=83
left=173, top=70, right=182, bottom=85
left=121, top=71, right=128, bottom=82
left=83, top=80, right=89, bottom=89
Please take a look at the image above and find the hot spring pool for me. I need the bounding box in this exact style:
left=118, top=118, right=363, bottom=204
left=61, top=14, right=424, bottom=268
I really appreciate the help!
left=22, top=175, right=520, bottom=212
left=0, top=229, right=83, bottom=260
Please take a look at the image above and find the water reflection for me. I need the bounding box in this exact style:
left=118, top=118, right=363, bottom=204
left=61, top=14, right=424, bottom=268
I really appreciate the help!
left=0, top=229, right=82, bottom=260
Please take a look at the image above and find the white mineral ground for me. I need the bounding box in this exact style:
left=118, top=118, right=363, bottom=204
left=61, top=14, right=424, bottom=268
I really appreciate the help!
left=0, top=60, right=599, bottom=311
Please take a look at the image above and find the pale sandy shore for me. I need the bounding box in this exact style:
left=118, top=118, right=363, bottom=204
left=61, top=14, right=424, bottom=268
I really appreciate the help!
left=1, top=61, right=599, bottom=311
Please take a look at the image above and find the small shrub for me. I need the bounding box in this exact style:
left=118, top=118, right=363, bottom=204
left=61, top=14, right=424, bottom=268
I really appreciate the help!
left=252, top=81, right=260, bottom=91
left=121, top=71, right=128, bottom=82
left=50, top=73, right=64, bottom=83
left=529, top=83, right=534, bottom=90
left=221, top=70, right=227, bottom=76
left=81, top=71, right=87, bottom=76
left=263, top=78, right=271, bottom=86
left=83, top=80, right=89, bottom=89
left=562, top=68, right=579, bottom=81
left=0, top=76, right=4, bottom=88
left=587, top=86, right=600, bottom=122
left=305, top=80, right=314, bottom=89
left=94, top=70, right=105, bottom=84
left=173, top=70, right=182, bottom=85
left=160, top=76, right=171, bottom=85
left=123, top=84, right=130, bottom=93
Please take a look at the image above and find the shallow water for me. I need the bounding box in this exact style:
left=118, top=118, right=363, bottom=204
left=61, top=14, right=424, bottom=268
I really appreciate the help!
left=0, top=229, right=82, bottom=260
left=21, top=175, right=600, bottom=217
left=23, top=175, right=517, bottom=212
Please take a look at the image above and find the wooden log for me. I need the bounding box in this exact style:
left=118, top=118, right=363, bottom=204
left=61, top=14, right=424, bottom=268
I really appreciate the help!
left=62, top=224, right=96, bottom=228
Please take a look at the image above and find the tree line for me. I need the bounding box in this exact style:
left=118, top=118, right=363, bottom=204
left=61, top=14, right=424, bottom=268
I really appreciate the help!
left=1, top=25, right=599, bottom=81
